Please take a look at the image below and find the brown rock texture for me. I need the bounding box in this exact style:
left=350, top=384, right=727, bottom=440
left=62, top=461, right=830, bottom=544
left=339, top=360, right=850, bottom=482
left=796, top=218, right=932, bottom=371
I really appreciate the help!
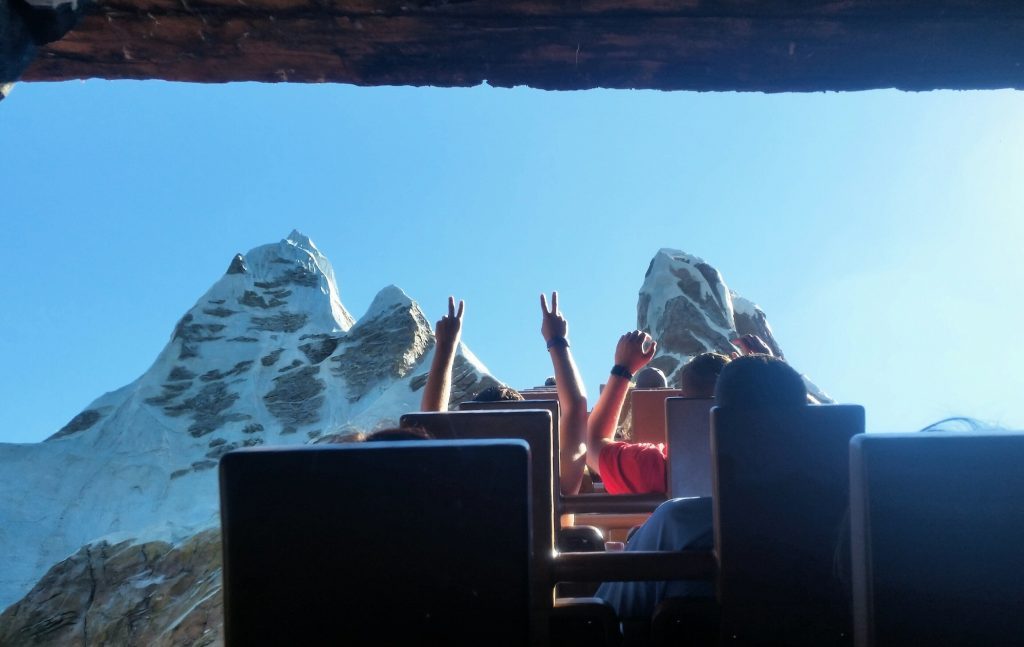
left=21, top=0, right=1024, bottom=91
left=0, top=529, right=223, bottom=647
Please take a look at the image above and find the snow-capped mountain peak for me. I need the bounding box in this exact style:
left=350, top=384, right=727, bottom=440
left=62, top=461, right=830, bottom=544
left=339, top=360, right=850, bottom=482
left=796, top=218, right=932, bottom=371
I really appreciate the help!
left=0, top=233, right=498, bottom=614
left=638, top=247, right=828, bottom=401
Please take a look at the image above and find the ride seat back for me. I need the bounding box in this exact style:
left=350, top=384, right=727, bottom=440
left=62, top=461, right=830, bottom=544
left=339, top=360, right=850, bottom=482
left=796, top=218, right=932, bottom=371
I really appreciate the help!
left=629, top=389, right=684, bottom=446
left=712, top=404, right=865, bottom=644
left=400, top=409, right=555, bottom=635
left=219, top=440, right=534, bottom=646
left=519, top=387, right=560, bottom=401
left=850, top=431, right=1024, bottom=647
left=458, top=398, right=560, bottom=460
left=665, top=397, right=715, bottom=498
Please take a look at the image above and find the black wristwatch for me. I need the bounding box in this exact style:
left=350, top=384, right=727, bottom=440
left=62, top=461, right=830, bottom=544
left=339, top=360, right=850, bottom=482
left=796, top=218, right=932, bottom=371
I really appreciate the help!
left=609, top=364, right=633, bottom=381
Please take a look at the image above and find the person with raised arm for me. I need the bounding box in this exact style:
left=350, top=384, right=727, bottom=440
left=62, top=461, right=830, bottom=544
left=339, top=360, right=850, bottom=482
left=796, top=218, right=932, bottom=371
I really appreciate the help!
left=585, top=330, right=664, bottom=494
left=420, top=296, right=464, bottom=412
left=588, top=334, right=743, bottom=494
left=540, top=291, right=589, bottom=496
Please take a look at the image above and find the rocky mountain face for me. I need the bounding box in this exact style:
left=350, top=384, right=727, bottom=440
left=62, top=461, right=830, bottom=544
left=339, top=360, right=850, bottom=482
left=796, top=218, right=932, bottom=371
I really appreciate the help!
left=638, top=248, right=830, bottom=401
left=0, top=241, right=826, bottom=645
left=0, top=231, right=499, bottom=633
left=0, top=529, right=223, bottom=647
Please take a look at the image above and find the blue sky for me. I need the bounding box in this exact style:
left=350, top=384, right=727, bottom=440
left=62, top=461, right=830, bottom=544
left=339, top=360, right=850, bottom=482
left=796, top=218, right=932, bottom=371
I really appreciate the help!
left=1, top=81, right=1021, bottom=443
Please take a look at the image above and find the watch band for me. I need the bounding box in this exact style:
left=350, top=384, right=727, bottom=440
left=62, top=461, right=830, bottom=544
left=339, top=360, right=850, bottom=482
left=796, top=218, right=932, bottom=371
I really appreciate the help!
left=610, top=364, right=633, bottom=381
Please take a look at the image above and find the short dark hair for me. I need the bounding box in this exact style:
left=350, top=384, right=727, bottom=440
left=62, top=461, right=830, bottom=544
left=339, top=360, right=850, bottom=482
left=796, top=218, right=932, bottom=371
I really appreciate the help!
left=635, top=367, right=668, bottom=389
left=472, top=385, right=525, bottom=402
left=679, top=352, right=731, bottom=397
left=714, top=355, right=806, bottom=409
left=364, top=426, right=434, bottom=442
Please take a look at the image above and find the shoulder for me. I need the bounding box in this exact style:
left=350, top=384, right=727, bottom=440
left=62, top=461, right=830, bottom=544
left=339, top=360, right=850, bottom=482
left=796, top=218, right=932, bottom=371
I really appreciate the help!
left=628, top=497, right=713, bottom=551
left=600, top=441, right=666, bottom=461
left=653, top=496, right=713, bottom=523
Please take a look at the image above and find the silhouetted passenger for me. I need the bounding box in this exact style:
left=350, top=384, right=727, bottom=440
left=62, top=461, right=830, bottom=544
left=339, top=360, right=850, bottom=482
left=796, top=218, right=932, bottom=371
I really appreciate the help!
left=544, top=376, right=557, bottom=387
left=714, top=353, right=806, bottom=409
left=679, top=353, right=731, bottom=398
left=596, top=355, right=808, bottom=622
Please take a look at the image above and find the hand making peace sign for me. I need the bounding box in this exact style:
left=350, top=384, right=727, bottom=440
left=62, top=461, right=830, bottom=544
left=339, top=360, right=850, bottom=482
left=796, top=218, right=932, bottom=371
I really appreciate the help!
left=540, top=291, right=568, bottom=344
left=434, top=295, right=464, bottom=350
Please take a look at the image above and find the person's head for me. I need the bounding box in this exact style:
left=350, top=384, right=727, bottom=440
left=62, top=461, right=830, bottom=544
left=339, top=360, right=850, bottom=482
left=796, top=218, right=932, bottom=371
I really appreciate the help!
left=472, top=385, right=525, bottom=402
left=714, top=354, right=806, bottom=409
left=364, top=426, right=434, bottom=442
left=678, top=352, right=731, bottom=397
left=635, top=367, right=668, bottom=389
left=543, top=376, right=557, bottom=387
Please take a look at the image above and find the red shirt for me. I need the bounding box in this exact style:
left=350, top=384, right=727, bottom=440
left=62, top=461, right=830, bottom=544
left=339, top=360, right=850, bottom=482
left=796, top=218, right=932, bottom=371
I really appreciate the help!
left=598, top=441, right=667, bottom=494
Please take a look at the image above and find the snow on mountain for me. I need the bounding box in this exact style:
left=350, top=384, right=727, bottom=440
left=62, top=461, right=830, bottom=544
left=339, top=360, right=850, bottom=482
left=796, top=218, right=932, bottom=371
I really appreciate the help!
left=638, top=248, right=830, bottom=401
left=0, top=232, right=499, bottom=613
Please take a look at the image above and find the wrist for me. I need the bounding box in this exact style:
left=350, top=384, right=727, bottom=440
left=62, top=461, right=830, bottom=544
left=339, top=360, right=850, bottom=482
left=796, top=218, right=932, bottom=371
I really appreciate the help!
left=546, top=336, right=569, bottom=349
left=434, top=340, right=458, bottom=354
left=609, top=364, right=633, bottom=381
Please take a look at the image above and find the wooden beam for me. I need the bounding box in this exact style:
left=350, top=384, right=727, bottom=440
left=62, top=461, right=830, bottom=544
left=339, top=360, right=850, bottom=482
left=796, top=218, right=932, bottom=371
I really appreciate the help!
left=21, top=1, right=1024, bottom=91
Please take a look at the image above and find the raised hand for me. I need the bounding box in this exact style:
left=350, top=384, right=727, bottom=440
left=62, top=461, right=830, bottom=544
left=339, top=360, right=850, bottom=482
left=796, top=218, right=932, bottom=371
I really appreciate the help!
left=434, top=295, right=464, bottom=350
left=614, top=330, right=657, bottom=375
left=586, top=329, right=658, bottom=479
left=540, top=291, right=568, bottom=343
left=539, top=290, right=589, bottom=495
left=421, top=296, right=464, bottom=412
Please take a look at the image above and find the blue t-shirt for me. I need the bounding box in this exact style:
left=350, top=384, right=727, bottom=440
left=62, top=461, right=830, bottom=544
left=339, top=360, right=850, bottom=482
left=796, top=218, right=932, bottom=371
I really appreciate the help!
left=596, top=497, right=714, bottom=620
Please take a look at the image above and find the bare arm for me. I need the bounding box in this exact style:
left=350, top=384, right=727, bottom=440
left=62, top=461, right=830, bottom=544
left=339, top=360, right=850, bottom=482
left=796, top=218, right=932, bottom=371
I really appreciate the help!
left=420, top=296, right=464, bottom=412
left=585, top=330, right=657, bottom=476
left=541, top=292, right=589, bottom=495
